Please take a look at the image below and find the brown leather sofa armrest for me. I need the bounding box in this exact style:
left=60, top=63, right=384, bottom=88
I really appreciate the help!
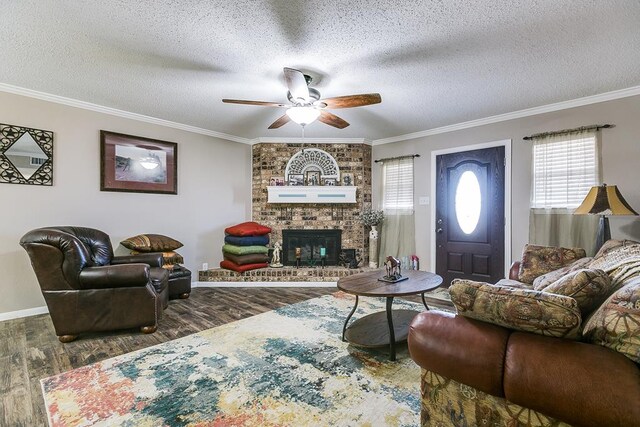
left=78, top=264, right=150, bottom=289
left=505, top=332, right=640, bottom=427
left=112, top=253, right=163, bottom=268
left=408, top=311, right=511, bottom=397
left=509, top=261, right=520, bottom=280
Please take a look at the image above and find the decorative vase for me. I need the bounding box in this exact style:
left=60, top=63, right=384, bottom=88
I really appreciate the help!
left=369, top=225, right=379, bottom=268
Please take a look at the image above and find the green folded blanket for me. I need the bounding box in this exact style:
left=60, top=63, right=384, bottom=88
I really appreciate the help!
left=222, top=244, right=269, bottom=255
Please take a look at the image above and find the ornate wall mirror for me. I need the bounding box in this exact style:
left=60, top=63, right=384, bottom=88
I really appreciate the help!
left=0, top=123, right=53, bottom=185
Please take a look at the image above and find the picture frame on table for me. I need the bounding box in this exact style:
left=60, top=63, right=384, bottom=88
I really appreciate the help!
left=322, top=178, right=337, bottom=186
left=100, top=130, right=177, bottom=194
left=288, top=174, right=304, bottom=186
left=305, top=170, right=321, bottom=186
left=341, top=173, right=354, bottom=186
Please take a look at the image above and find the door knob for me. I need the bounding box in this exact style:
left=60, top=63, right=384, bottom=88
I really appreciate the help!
left=436, top=228, right=443, bottom=234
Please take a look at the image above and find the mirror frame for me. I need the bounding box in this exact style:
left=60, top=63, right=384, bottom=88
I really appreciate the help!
left=0, top=123, right=53, bottom=186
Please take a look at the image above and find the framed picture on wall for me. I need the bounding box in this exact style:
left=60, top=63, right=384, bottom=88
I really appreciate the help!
left=100, top=131, right=178, bottom=194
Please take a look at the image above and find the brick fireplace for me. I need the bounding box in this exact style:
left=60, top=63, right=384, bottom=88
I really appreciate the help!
left=252, top=142, right=372, bottom=263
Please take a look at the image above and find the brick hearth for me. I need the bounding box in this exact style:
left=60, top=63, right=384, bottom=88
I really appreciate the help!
left=199, top=266, right=370, bottom=282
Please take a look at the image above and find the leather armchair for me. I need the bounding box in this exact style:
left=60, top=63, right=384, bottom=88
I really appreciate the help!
left=20, top=226, right=169, bottom=342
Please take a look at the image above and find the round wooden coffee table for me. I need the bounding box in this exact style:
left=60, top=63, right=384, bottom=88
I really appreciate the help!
left=337, top=269, right=443, bottom=361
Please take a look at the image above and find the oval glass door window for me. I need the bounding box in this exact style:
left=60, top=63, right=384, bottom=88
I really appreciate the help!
left=455, top=171, right=482, bottom=234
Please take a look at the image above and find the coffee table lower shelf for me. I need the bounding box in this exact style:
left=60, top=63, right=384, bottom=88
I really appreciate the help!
left=343, top=309, right=420, bottom=348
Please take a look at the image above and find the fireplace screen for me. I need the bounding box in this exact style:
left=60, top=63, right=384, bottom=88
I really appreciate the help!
left=282, top=229, right=342, bottom=266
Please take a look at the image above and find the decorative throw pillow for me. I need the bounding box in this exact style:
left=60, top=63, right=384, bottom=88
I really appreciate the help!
left=120, top=234, right=183, bottom=252
left=130, top=249, right=183, bottom=268
left=449, top=279, right=582, bottom=339
left=224, top=222, right=272, bottom=237
left=220, top=260, right=269, bottom=273
left=222, top=244, right=269, bottom=255
left=543, top=269, right=614, bottom=316
left=582, top=281, right=640, bottom=364
left=224, top=235, right=270, bottom=246
left=533, top=257, right=594, bottom=290
left=593, top=239, right=640, bottom=261
left=518, top=244, right=586, bottom=284
left=223, top=252, right=270, bottom=265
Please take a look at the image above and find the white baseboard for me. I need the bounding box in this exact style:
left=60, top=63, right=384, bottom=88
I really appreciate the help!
left=0, top=305, right=49, bottom=322
left=192, top=281, right=337, bottom=288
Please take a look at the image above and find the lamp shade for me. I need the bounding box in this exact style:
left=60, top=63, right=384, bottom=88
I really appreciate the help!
left=574, top=184, right=638, bottom=216
left=286, top=106, right=320, bottom=125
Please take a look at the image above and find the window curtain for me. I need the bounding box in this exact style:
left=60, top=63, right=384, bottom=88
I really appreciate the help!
left=378, top=157, right=415, bottom=265
left=529, top=129, right=600, bottom=255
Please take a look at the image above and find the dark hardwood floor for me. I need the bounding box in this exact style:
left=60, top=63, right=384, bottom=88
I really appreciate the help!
left=0, top=286, right=451, bottom=426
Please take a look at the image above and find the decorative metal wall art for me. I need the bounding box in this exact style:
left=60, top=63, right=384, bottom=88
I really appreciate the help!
left=284, top=148, right=340, bottom=181
left=0, top=123, right=53, bottom=186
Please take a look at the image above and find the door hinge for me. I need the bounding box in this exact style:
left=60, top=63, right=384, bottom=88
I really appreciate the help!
left=503, top=157, right=506, bottom=166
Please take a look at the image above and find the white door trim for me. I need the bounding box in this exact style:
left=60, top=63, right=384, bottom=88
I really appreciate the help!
left=430, top=139, right=512, bottom=278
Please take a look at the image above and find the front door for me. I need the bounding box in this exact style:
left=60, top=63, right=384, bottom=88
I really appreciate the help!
left=435, top=146, right=505, bottom=286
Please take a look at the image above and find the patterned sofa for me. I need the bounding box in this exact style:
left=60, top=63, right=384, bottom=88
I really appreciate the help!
left=408, top=240, right=640, bottom=426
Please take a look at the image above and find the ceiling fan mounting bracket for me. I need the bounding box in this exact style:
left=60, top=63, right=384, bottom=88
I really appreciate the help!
left=287, top=87, right=321, bottom=104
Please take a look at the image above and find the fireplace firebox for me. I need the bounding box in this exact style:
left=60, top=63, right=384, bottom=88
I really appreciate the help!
left=282, top=229, right=342, bottom=266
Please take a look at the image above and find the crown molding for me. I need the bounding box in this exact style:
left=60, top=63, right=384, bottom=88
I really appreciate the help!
left=0, top=82, right=252, bottom=144
left=251, top=137, right=371, bottom=145
left=372, top=85, right=640, bottom=145
left=3, top=80, right=639, bottom=147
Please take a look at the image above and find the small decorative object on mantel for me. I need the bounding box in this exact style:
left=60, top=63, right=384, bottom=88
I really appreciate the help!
left=379, top=256, right=408, bottom=283
left=359, top=208, right=384, bottom=268
left=270, top=241, right=283, bottom=268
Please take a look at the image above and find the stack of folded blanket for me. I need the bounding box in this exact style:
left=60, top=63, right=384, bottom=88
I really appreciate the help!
left=220, top=221, right=271, bottom=272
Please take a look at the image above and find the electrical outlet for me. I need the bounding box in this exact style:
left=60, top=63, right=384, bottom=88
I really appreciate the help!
left=202, top=263, right=208, bottom=271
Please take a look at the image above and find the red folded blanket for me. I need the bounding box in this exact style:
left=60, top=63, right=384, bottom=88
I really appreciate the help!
left=220, top=260, right=269, bottom=273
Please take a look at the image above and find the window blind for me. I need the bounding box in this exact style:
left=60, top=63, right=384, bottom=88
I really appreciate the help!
left=382, top=157, right=414, bottom=212
left=531, top=133, right=599, bottom=209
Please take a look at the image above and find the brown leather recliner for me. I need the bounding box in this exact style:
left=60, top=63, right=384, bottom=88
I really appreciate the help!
left=20, top=226, right=169, bottom=343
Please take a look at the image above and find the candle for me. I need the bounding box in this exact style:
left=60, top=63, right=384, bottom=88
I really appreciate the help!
left=320, top=247, right=326, bottom=257
left=295, top=247, right=301, bottom=257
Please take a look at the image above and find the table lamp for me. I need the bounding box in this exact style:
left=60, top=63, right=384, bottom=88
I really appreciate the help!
left=574, top=184, right=638, bottom=252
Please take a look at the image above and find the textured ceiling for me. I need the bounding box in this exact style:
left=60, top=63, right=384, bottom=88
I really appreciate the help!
left=2, top=1, right=639, bottom=141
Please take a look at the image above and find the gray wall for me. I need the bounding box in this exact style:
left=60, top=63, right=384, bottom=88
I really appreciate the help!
left=372, top=95, right=640, bottom=271
left=0, top=91, right=251, bottom=315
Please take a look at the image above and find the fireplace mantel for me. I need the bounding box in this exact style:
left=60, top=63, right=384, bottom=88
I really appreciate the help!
left=267, top=186, right=357, bottom=204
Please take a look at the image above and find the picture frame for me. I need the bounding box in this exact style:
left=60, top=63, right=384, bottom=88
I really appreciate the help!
left=0, top=122, right=53, bottom=186
left=100, top=130, right=177, bottom=194
left=341, top=172, right=354, bottom=186
left=269, top=176, right=285, bottom=186
left=288, top=174, right=304, bottom=186
left=305, top=170, right=321, bottom=186
left=322, top=178, right=337, bottom=186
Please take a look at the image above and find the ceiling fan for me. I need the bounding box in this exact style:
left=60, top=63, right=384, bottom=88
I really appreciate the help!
left=222, top=67, right=381, bottom=129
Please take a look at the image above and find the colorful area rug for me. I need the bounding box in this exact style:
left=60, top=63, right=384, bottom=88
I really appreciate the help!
left=41, top=293, right=440, bottom=426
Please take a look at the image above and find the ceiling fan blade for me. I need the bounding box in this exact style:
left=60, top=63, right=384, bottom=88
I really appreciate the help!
left=268, top=114, right=291, bottom=129
left=319, top=111, right=349, bottom=129
left=320, top=93, right=381, bottom=109
left=283, top=67, right=309, bottom=102
left=222, top=99, right=287, bottom=107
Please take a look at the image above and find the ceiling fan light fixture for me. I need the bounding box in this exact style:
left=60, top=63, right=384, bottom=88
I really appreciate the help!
left=286, top=106, right=320, bottom=125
